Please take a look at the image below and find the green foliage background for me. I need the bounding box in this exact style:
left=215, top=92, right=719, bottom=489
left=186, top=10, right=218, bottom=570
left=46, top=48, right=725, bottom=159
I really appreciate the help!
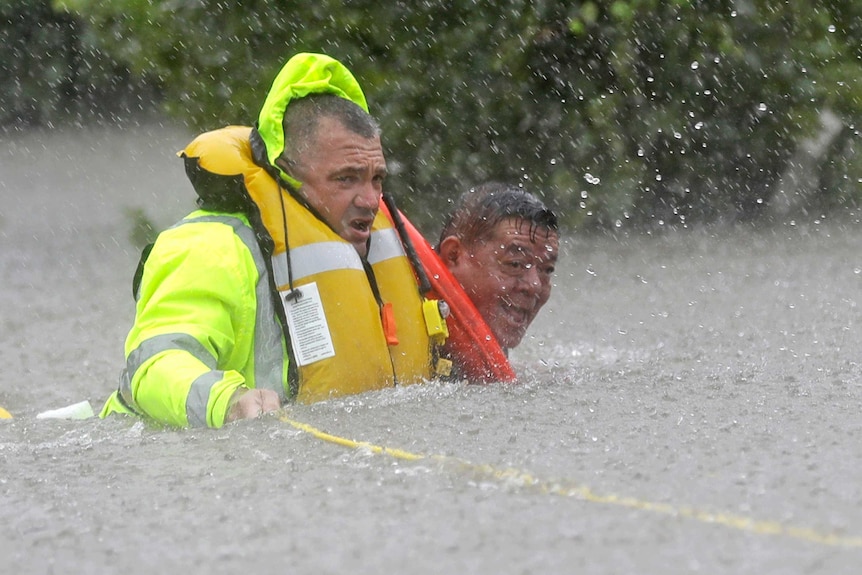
left=4, top=0, right=861, bottom=233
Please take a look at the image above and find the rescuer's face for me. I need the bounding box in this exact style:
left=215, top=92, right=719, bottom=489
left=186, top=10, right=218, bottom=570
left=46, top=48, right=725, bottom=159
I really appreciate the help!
left=441, top=218, right=558, bottom=350
left=291, top=116, right=387, bottom=258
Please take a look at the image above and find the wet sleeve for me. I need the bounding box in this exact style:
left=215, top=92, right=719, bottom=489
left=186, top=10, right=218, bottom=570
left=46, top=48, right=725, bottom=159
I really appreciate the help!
left=123, top=219, right=259, bottom=428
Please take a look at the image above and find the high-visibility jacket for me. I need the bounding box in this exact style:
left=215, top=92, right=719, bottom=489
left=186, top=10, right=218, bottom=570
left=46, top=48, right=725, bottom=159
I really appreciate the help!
left=100, top=209, right=284, bottom=428
left=101, top=126, right=435, bottom=427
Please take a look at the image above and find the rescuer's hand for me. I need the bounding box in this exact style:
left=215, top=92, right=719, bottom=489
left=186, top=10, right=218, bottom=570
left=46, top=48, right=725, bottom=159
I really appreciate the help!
left=225, top=388, right=281, bottom=423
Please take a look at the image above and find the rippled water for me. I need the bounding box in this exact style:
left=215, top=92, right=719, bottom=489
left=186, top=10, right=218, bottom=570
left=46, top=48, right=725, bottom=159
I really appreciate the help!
left=2, top=123, right=862, bottom=574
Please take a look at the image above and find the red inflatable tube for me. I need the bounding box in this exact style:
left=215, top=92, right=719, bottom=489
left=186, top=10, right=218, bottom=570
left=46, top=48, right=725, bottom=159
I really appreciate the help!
left=380, top=203, right=517, bottom=383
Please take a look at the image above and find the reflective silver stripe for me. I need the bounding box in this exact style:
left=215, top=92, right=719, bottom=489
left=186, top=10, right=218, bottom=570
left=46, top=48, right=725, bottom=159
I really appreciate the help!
left=367, top=228, right=406, bottom=265
left=127, top=333, right=218, bottom=378
left=119, top=332, right=218, bottom=413
left=236, top=223, right=286, bottom=399
left=187, top=371, right=224, bottom=427
left=117, top=368, right=135, bottom=412
left=272, top=241, right=363, bottom=286
left=271, top=228, right=406, bottom=286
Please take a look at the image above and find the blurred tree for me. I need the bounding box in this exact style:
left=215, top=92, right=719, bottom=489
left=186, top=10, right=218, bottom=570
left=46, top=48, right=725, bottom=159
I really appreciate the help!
left=1, top=0, right=155, bottom=127
left=26, top=0, right=862, bottom=230
left=1, top=0, right=78, bottom=125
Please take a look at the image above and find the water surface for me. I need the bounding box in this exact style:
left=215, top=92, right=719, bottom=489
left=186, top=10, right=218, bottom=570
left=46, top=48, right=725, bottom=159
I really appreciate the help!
left=1, top=123, right=861, bottom=574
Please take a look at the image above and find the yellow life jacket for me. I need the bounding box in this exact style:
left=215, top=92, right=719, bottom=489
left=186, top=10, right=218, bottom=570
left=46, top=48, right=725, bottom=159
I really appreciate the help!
left=182, top=126, right=433, bottom=403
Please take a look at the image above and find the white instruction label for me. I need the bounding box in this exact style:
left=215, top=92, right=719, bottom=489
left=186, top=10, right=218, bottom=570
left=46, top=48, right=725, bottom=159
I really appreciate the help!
left=280, top=282, right=336, bottom=366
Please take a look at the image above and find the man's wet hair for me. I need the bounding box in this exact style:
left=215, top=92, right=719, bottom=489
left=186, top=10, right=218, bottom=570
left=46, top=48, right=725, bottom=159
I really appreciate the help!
left=281, top=93, right=381, bottom=166
left=437, top=182, right=558, bottom=248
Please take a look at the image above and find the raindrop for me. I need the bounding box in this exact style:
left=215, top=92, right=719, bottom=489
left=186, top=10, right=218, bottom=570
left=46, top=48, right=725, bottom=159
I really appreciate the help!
left=758, top=103, right=768, bottom=112
left=694, top=122, right=704, bottom=130
left=549, top=158, right=557, bottom=165
left=637, top=148, right=645, bottom=157
left=828, top=24, right=836, bottom=33
left=580, top=190, right=589, bottom=199
left=690, top=61, right=699, bottom=70
left=655, top=174, right=663, bottom=181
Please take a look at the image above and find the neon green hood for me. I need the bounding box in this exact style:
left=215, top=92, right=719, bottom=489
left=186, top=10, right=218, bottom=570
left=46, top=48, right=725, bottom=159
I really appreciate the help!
left=256, top=52, right=369, bottom=183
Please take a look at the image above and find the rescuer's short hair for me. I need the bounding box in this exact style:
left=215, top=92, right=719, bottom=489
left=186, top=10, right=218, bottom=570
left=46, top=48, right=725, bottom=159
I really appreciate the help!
left=281, top=93, right=381, bottom=166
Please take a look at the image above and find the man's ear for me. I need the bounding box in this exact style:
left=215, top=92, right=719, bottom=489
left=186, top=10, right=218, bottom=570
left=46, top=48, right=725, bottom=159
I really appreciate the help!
left=438, top=236, right=463, bottom=269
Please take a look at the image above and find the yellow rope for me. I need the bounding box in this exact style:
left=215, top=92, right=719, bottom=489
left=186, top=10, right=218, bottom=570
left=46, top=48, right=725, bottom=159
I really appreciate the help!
left=280, top=414, right=862, bottom=548
left=283, top=417, right=425, bottom=461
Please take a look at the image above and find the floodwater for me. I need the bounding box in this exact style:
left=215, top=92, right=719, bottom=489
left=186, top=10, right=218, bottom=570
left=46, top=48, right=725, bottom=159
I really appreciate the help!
left=2, top=122, right=861, bottom=574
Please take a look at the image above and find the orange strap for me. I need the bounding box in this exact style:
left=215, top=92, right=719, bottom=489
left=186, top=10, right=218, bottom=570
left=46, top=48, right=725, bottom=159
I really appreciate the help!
left=379, top=203, right=516, bottom=383
left=380, top=302, right=399, bottom=346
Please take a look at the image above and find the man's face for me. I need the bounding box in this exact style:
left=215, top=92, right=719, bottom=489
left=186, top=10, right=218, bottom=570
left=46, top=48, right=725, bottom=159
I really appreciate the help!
left=444, top=218, right=558, bottom=350
left=291, top=116, right=387, bottom=257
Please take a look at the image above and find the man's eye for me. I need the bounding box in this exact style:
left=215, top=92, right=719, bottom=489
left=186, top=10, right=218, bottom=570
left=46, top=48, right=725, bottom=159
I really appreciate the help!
left=501, top=260, right=529, bottom=275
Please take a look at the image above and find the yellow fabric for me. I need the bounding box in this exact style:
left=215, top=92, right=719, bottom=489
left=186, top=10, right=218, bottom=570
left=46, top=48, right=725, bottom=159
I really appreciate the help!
left=99, top=392, right=130, bottom=417
left=186, top=126, right=289, bottom=254
left=184, top=126, right=433, bottom=402
left=279, top=192, right=432, bottom=402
